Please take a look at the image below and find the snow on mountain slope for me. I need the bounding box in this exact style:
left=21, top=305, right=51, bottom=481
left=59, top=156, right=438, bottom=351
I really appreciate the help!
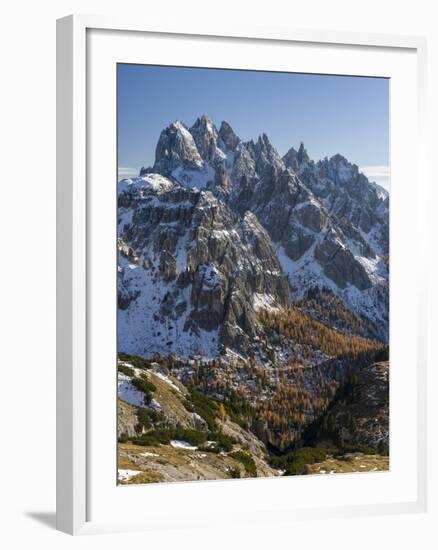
left=118, top=370, right=147, bottom=407
left=369, top=179, right=389, bottom=200
left=118, top=252, right=221, bottom=359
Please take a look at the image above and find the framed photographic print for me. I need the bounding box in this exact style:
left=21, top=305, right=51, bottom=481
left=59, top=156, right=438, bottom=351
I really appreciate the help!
left=57, top=15, right=428, bottom=535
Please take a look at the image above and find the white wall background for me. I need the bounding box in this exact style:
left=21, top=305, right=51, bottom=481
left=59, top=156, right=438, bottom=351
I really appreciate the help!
left=0, top=0, right=436, bottom=547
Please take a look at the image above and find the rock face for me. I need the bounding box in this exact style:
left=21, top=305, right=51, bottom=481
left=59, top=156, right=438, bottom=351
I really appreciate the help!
left=118, top=399, right=140, bottom=438
left=218, top=120, right=240, bottom=152
left=189, top=114, right=223, bottom=164
left=118, top=172, right=291, bottom=358
left=119, top=115, right=389, bottom=357
left=308, top=361, right=389, bottom=453
left=152, top=121, right=204, bottom=174
left=314, top=236, right=371, bottom=291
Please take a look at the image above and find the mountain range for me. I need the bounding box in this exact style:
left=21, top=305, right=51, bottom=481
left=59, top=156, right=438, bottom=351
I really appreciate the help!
left=117, top=114, right=390, bottom=480
left=118, top=114, right=389, bottom=361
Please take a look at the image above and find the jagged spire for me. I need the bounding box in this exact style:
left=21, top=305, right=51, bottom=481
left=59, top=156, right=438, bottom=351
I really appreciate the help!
left=257, top=133, right=272, bottom=149
left=189, top=114, right=219, bottom=163
left=253, top=132, right=284, bottom=174
left=192, top=113, right=213, bottom=128
left=153, top=119, right=203, bottom=174
left=297, top=142, right=310, bottom=164
left=218, top=120, right=240, bottom=151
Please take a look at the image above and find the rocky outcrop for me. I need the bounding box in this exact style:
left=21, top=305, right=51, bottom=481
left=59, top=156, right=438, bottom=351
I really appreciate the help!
left=118, top=398, right=140, bottom=438
left=314, top=233, right=371, bottom=290
left=309, top=361, right=389, bottom=453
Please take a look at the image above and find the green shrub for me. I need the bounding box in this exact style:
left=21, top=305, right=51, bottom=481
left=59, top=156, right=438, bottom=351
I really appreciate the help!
left=148, top=408, right=165, bottom=425
left=208, top=432, right=236, bottom=452
left=131, top=430, right=170, bottom=447
left=292, top=447, right=329, bottom=463
left=200, top=444, right=220, bottom=454
left=130, top=426, right=237, bottom=452
left=229, top=451, right=257, bottom=477
left=270, top=445, right=379, bottom=476
left=183, top=388, right=218, bottom=431
left=118, top=364, right=135, bottom=377
left=374, top=346, right=389, bottom=362
left=118, top=352, right=152, bottom=370
left=135, top=407, right=152, bottom=431
left=285, top=460, right=310, bottom=476
left=229, top=467, right=241, bottom=479
left=268, top=455, right=288, bottom=470
left=131, top=375, right=156, bottom=405
left=118, top=433, right=130, bottom=444
left=176, top=429, right=209, bottom=446
left=269, top=447, right=331, bottom=476
left=377, top=439, right=389, bottom=456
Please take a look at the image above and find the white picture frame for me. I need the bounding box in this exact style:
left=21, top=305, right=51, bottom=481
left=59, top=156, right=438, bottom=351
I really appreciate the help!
left=56, top=14, right=428, bottom=535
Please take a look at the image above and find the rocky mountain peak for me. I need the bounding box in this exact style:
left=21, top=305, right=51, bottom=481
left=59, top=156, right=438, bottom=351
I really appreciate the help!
left=218, top=120, right=240, bottom=152
left=318, top=154, right=359, bottom=184
left=199, top=113, right=213, bottom=125
left=189, top=114, right=226, bottom=165
left=283, top=143, right=311, bottom=174
left=297, top=142, right=310, bottom=164
left=253, top=133, right=284, bottom=174
left=282, top=146, right=299, bottom=172
left=256, top=133, right=275, bottom=153
left=190, top=113, right=217, bottom=139
left=153, top=120, right=204, bottom=175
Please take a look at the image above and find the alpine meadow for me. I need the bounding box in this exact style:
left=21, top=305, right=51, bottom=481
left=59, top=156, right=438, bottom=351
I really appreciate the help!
left=117, top=65, right=389, bottom=484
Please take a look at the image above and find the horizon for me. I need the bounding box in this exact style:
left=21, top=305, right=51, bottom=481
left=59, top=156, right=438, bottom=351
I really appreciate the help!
left=118, top=64, right=390, bottom=191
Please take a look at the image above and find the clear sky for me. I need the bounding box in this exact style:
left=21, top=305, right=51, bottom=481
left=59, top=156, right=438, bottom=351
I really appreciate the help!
left=118, top=64, right=389, bottom=190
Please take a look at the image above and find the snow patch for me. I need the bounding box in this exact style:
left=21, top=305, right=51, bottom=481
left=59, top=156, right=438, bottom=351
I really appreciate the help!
left=170, top=440, right=198, bottom=450
left=253, top=293, right=278, bottom=311
left=118, top=469, right=142, bottom=481
left=171, top=164, right=215, bottom=189
left=118, top=373, right=146, bottom=407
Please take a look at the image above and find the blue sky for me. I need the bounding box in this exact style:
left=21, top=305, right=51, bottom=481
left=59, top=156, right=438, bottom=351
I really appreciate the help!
left=118, top=64, right=389, bottom=190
